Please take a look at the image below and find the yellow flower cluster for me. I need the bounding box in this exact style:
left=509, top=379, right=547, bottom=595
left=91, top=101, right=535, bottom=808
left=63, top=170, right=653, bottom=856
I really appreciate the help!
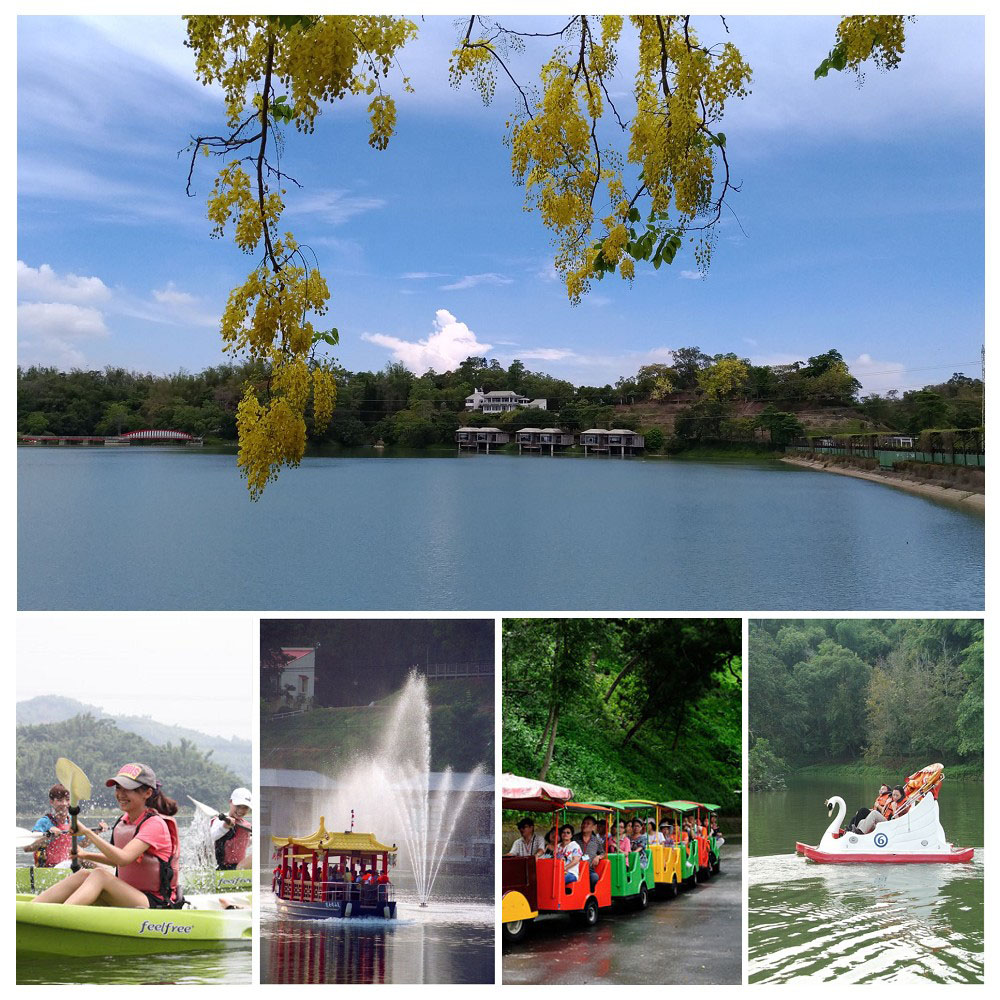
left=835, top=15, right=909, bottom=78
left=185, top=15, right=413, bottom=495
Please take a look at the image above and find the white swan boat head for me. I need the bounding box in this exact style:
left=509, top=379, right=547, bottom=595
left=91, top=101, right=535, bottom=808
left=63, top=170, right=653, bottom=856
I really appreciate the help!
left=796, top=766, right=973, bottom=864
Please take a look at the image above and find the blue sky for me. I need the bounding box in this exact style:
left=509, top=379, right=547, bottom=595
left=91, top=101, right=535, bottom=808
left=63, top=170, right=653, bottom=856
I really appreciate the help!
left=17, top=14, right=984, bottom=395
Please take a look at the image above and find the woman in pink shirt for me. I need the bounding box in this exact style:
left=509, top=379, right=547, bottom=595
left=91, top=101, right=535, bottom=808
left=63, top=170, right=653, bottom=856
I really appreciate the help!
left=30, top=763, right=181, bottom=909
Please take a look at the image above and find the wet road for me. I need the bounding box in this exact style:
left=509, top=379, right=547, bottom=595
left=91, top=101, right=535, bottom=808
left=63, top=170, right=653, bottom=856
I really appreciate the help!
left=503, top=843, right=742, bottom=985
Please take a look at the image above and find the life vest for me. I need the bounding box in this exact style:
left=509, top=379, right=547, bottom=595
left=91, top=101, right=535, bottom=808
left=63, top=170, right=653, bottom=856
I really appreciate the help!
left=874, top=792, right=892, bottom=814
left=884, top=797, right=910, bottom=821
left=111, top=810, right=179, bottom=903
left=214, top=817, right=252, bottom=867
left=34, top=814, right=73, bottom=867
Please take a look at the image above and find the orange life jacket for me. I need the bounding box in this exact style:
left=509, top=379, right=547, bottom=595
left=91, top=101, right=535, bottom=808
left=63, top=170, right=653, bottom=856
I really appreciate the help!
left=873, top=792, right=892, bottom=814
left=111, top=810, right=180, bottom=902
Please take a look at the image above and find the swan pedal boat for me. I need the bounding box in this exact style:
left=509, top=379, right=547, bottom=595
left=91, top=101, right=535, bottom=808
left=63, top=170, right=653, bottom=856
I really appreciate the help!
left=16, top=892, right=252, bottom=957
left=16, top=866, right=252, bottom=894
left=795, top=793, right=974, bottom=864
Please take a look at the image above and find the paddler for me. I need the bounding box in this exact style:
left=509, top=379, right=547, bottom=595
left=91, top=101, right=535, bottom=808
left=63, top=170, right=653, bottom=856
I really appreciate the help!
left=30, top=762, right=181, bottom=909
left=23, top=783, right=108, bottom=868
left=210, top=787, right=253, bottom=870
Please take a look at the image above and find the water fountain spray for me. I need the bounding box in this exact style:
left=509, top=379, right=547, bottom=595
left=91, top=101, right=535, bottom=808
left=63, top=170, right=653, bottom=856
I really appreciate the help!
left=325, top=671, right=482, bottom=907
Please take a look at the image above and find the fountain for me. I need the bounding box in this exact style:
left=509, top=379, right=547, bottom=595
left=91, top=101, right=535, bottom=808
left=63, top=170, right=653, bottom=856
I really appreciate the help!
left=323, top=671, right=483, bottom=907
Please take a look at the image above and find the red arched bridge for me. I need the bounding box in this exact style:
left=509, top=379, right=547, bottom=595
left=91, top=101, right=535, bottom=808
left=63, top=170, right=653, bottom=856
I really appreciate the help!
left=19, top=429, right=203, bottom=447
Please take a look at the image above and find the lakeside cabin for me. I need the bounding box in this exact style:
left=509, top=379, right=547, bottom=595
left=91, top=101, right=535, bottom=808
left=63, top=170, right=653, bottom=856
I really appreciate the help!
left=456, top=427, right=510, bottom=453
left=580, top=428, right=646, bottom=456
left=515, top=428, right=575, bottom=455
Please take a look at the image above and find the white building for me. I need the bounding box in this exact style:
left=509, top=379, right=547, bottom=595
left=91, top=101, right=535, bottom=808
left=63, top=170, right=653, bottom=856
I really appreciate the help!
left=277, top=647, right=316, bottom=703
left=464, top=388, right=547, bottom=413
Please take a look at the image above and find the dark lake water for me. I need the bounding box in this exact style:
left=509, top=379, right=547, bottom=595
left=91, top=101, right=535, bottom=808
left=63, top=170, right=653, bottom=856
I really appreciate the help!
left=260, top=881, right=493, bottom=984
left=749, top=774, right=983, bottom=983
left=18, top=448, right=984, bottom=611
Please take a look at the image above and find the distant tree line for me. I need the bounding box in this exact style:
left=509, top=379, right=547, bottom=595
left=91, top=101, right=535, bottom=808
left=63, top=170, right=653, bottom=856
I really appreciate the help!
left=748, top=620, right=983, bottom=791
left=18, top=350, right=981, bottom=451
left=17, top=714, right=244, bottom=814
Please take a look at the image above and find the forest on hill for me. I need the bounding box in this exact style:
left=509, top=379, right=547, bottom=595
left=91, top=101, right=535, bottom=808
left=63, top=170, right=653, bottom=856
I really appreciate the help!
left=502, top=618, right=741, bottom=816
left=16, top=695, right=251, bottom=781
left=748, top=619, right=983, bottom=790
left=17, top=348, right=982, bottom=452
left=17, top=714, right=244, bottom=813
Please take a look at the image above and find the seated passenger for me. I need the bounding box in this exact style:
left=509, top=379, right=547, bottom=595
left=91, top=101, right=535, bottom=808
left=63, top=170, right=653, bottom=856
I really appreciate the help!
left=885, top=785, right=911, bottom=820
left=572, top=815, right=604, bottom=890
left=541, top=827, right=556, bottom=858
left=607, top=821, right=631, bottom=867
left=554, top=825, right=583, bottom=888
left=659, top=820, right=675, bottom=846
left=508, top=817, right=545, bottom=858
left=873, top=783, right=892, bottom=814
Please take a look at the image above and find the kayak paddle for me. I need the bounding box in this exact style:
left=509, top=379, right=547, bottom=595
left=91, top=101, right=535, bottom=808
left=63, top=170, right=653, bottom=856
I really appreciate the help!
left=55, top=758, right=92, bottom=873
left=188, top=795, right=226, bottom=821
left=16, top=826, right=38, bottom=850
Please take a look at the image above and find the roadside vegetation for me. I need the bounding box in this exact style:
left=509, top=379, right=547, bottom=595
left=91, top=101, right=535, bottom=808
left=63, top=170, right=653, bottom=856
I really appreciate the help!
left=502, top=618, right=741, bottom=819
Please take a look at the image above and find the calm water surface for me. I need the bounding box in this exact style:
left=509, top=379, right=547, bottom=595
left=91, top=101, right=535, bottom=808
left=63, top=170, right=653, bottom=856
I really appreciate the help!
left=749, top=775, right=983, bottom=983
left=18, top=448, right=984, bottom=610
left=260, top=885, right=493, bottom=984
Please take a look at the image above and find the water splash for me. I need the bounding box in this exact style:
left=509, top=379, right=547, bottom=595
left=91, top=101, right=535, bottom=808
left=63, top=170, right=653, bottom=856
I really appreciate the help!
left=319, top=671, right=482, bottom=906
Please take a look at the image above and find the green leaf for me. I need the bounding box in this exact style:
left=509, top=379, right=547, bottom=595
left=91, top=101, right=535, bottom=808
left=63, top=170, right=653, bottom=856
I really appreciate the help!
left=628, top=207, right=640, bottom=223
left=715, top=131, right=726, bottom=147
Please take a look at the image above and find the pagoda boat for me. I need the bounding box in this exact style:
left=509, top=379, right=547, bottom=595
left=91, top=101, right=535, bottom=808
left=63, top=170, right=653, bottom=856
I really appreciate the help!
left=272, top=816, right=398, bottom=919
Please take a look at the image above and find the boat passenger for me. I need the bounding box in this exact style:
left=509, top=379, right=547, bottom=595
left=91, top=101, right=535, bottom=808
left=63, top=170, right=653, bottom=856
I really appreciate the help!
left=508, top=817, right=546, bottom=858
left=24, top=784, right=73, bottom=868
left=873, top=783, right=892, bottom=814
left=884, top=785, right=911, bottom=820
left=211, top=786, right=253, bottom=871
left=572, top=815, right=604, bottom=889
left=30, top=763, right=180, bottom=909
left=554, top=825, right=583, bottom=887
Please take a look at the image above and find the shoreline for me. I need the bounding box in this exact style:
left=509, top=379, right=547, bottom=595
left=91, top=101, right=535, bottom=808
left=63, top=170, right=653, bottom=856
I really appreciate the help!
left=781, top=456, right=985, bottom=511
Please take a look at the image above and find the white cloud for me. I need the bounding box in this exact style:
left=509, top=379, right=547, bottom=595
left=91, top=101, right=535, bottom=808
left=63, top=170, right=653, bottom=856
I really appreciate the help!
left=152, top=281, right=196, bottom=306
left=18, top=302, right=110, bottom=369
left=17, top=261, right=111, bottom=304
left=401, top=271, right=448, bottom=280
left=286, top=189, right=386, bottom=225
left=850, top=353, right=909, bottom=395
left=362, top=309, right=493, bottom=373
left=440, top=272, right=513, bottom=291
left=517, top=348, right=578, bottom=362
left=679, top=270, right=704, bottom=281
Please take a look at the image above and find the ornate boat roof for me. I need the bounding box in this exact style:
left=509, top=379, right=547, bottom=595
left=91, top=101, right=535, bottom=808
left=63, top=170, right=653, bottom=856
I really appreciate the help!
left=271, top=816, right=396, bottom=853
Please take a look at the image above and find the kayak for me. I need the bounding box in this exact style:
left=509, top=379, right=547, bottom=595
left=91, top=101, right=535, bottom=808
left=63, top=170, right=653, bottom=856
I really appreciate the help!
left=16, top=893, right=252, bottom=957
left=16, top=867, right=253, bottom=894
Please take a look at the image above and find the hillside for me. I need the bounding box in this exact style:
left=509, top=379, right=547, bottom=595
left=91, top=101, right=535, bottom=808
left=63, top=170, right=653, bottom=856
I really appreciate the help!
left=17, top=714, right=244, bottom=813
left=262, top=678, right=493, bottom=774
left=502, top=619, right=742, bottom=822
left=17, top=696, right=250, bottom=781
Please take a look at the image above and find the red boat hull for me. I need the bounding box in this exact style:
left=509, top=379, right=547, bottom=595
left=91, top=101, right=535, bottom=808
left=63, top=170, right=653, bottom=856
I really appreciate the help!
left=796, top=843, right=974, bottom=864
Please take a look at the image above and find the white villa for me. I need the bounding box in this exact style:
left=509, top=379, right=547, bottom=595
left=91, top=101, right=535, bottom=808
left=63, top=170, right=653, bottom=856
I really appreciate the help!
left=276, top=647, right=316, bottom=704
left=464, top=388, right=547, bottom=413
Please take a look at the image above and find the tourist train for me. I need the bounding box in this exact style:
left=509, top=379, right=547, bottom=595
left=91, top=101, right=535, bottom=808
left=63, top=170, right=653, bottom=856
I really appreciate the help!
left=501, top=775, right=724, bottom=945
left=271, top=817, right=398, bottom=919
left=795, top=763, right=974, bottom=864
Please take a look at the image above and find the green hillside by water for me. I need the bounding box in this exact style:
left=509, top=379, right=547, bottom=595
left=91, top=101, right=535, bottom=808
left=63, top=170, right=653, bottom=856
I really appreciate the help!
left=262, top=678, right=493, bottom=773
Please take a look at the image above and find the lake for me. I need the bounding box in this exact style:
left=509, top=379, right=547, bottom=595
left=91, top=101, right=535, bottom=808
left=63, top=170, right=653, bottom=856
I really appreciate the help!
left=260, top=879, right=494, bottom=984
left=748, top=773, right=983, bottom=983
left=18, top=448, right=984, bottom=610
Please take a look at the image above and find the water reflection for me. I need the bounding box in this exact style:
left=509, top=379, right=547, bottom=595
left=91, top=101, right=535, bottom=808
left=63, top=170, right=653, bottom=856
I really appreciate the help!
left=267, top=919, right=393, bottom=984
left=749, top=854, right=983, bottom=983
left=261, top=893, right=494, bottom=984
